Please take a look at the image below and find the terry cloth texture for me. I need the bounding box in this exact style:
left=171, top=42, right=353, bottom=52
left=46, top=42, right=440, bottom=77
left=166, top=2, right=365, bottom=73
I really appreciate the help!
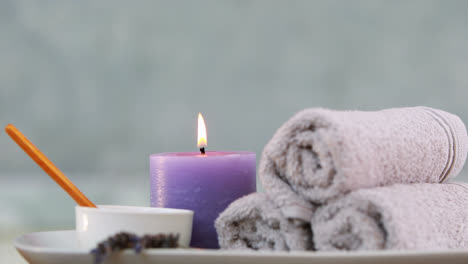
left=312, top=182, right=468, bottom=251
left=215, top=193, right=313, bottom=251
left=260, top=107, right=468, bottom=214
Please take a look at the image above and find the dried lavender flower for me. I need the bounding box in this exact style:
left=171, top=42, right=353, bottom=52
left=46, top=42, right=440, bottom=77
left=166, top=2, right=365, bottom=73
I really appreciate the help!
left=90, top=232, right=179, bottom=264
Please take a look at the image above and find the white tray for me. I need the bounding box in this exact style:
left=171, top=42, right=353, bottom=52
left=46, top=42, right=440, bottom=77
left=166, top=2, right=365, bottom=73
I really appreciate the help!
left=15, top=230, right=468, bottom=264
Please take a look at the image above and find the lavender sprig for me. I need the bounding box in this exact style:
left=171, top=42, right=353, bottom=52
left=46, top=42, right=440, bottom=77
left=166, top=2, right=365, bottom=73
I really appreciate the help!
left=90, top=232, right=179, bottom=264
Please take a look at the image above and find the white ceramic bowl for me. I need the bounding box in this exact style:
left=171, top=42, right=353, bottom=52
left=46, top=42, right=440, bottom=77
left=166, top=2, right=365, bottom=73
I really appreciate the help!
left=75, top=205, right=193, bottom=250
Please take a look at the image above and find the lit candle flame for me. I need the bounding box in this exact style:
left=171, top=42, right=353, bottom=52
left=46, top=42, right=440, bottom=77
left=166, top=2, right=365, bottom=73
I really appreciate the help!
left=197, top=113, right=207, bottom=149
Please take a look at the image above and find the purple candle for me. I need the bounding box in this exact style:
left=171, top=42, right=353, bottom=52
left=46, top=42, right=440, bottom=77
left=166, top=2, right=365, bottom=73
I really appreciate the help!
left=149, top=114, right=256, bottom=248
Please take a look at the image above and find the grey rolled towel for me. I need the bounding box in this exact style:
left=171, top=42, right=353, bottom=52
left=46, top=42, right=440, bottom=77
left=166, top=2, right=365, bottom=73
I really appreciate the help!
left=312, top=182, right=468, bottom=251
left=215, top=193, right=313, bottom=251
left=260, top=107, right=468, bottom=219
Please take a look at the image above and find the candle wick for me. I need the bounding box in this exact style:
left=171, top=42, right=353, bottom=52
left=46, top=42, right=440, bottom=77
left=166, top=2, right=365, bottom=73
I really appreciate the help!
left=200, top=147, right=206, bottom=155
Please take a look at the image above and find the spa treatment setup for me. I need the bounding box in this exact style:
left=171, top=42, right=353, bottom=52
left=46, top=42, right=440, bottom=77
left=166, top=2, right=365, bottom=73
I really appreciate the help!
left=8, top=107, right=468, bottom=264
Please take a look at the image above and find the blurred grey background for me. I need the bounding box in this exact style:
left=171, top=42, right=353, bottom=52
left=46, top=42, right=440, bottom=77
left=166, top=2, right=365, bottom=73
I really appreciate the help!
left=1, top=0, right=468, bottom=262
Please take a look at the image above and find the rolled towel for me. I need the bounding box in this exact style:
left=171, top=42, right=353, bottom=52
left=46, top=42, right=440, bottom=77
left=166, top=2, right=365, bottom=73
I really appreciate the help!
left=215, top=193, right=313, bottom=251
left=260, top=107, right=468, bottom=216
left=312, top=182, right=468, bottom=251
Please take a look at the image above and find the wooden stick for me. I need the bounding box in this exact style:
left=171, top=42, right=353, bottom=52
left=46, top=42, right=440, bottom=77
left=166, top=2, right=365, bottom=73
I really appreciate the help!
left=5, top=124, right=96, bottom=207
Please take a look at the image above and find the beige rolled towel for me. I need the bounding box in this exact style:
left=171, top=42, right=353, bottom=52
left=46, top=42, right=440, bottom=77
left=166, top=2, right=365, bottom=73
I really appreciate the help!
left=260, top=107, right=468, bottom=219
left=215, top=193, right=313, bottom=251
left=312, top=182, right=468, bottom=251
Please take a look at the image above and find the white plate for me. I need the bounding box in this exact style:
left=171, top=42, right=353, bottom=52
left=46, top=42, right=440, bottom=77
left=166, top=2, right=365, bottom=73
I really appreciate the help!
left=15, top=230, right=468, bottom=264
